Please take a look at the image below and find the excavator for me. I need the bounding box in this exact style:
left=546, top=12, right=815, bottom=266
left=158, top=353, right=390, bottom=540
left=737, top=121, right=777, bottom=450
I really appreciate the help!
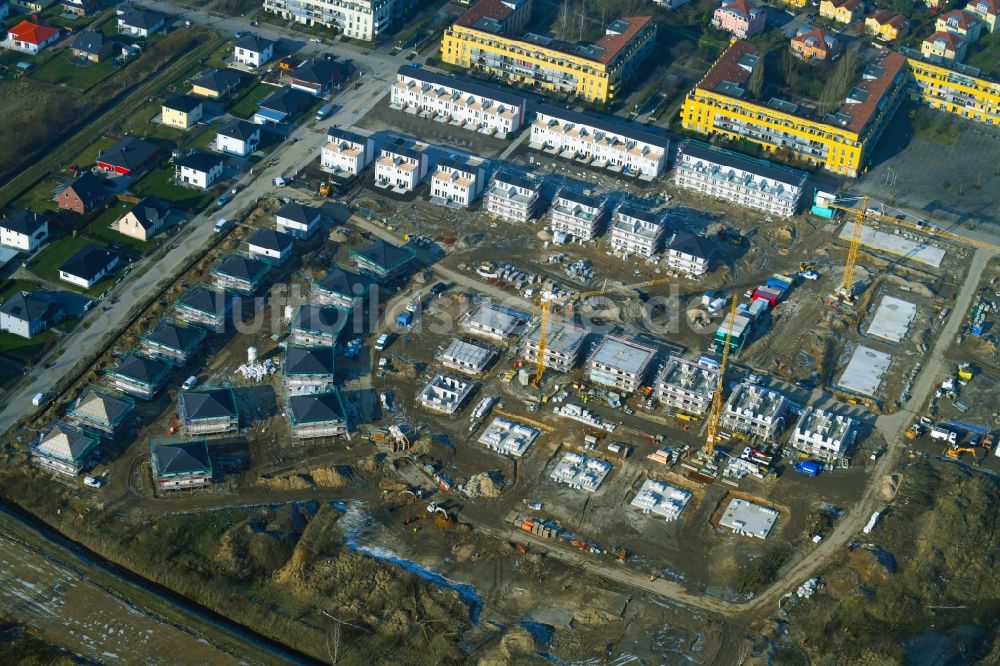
left=945, top=445, right=978, bottom=460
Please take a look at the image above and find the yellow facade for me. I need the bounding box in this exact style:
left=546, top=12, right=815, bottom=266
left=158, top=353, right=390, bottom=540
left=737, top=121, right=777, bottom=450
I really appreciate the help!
left=907, top=57, right=1000, bottom=124
left=865, top=17, right=904, bottom=41
left=784, top=0, right=808, bottom=7
left=819, top=0, right=860, bottom=24
left=161, top=106, right=201, bottom=130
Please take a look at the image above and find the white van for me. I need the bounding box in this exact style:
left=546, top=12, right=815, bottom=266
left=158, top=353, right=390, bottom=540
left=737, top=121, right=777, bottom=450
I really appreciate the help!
left=214, top=218, right=230, bottom=233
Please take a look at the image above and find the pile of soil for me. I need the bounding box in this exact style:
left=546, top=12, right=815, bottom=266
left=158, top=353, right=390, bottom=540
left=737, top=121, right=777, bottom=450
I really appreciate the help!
left=257, top=465, right=353, bottom=490
left=465, top=471, right=504, bottom=499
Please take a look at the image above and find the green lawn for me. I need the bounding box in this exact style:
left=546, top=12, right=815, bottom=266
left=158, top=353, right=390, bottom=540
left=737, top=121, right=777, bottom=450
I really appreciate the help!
left=80, top=203, right=153, bottom=252
left=27, top=236, right=96, bottom=286
left=204, top=41, right=234, bottom=70
left=228, top=82, right=277, bottom=119
left=913, top=109, right=960, bottom=147
left=0, top=280, right=41, bottom=302
left=30, top=52, right=120, bottom=90
left=965, top=33, right=1000, bottom=79
left=188, top=125, right=219, bottom=152
left=0, top=329, right=55, bottom=364
left=131, top=168, right=217, bottom=211
left=120, top=99, right=189, bottom=143
left=11, top=177, right=62, bottom=212
left=54, top=316, right=80, bottom=333
left=72, top=136, right=118, bottom=169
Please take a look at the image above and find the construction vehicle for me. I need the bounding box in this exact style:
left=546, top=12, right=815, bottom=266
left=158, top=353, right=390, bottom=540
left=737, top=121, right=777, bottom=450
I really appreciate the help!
left=533, top=275, right=673, bottom=385
left=946, top=445, right=978, bottom=460
left=704, top=298, right=740, bottom=456
left=958, top=363, right=973, bottom=382
left=318, top=180, right=332, bottom=197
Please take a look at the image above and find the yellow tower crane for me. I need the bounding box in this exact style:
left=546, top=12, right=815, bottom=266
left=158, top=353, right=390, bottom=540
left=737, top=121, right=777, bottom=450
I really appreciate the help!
left=532, top=276, right=674, bottom=386
left=704, top=297, right=739, bottom=456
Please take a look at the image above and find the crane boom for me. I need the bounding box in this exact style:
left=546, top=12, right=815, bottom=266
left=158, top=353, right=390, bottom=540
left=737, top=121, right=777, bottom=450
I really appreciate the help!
left=704, top=297, right=739, bottom=455
left=838, top=195, right=867, bottom=300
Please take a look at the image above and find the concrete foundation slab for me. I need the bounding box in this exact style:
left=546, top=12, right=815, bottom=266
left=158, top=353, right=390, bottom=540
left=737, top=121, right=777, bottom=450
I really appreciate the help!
left=838, top=222, right=945, bottom=268
left=867, top=295, right=917, bottom=343
left=837, top=345, right=892, bottom=397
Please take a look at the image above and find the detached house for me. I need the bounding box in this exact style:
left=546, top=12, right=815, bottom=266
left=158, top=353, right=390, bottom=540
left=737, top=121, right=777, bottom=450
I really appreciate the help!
left=62, top=0, right=98, bottom=16
left=609, top=204, right=668, bottom=257
left=71, top=30, right=112, bottom=62
left=174, top=286, right=230, bottom=332
left=58, top=244, right=119, bottom=289
left=162, top=94, right=204, bottom=130
left=233, top=33, right=274, bottom=68
left=32, top=423, right=98, bottom=477
left=58, top=172, right=108, bottom=214
left=253, top=86, right=313, bottom=125
left=321, top=127, right=374, bottom=176
left=548, top=189, right=608, bottom=242
left=116, top=196, right=171, bottom=242
left=936, top=9, right=984, bottom=42
left=210, top=254, right=270, bottom=295
left=711, top=0, right=766, bottom=39
left=151, top=440, right=213, bottom=490
left=349, top=239, right=416, bottom=282
left=288, top=56, right=351, bottom=95
left=0, top=211, right=48, bottom=251
left=96, top=136, right=159, bottom=176
left=865, top=10, right=908, bottom=41
left=117, top=7, right=166, bottom=37
left=191, top=68, right=244, bottom=99
left=6, top=20, right=60, bottom=54
left=286, top=390, right=348, bottom=439
left=66, top=386, right=134, bottom=438
left=923, top=31, right=968, bottom=62
left=966, top=0, right=1000, bottom=33
left=177, top=388, right=238, bottom=435
left=790, top=27, right=842, bottom=61
left=175, top=150, right=224, bottom=189
left=276, top=201, right=323, bottom=239
left=140, top=319, right=206, bottom=365
left=665, top=231, right=709, bottom=277
left=430, top=157, right=486, bottom=208
left=313, top=266, right=369, bottom=309
left=0, top=291, right=63, bottom=339
left=283, top=346, right=336, bottom=393
left=290, top=304, right=350, bottom=347
left=106, top=352, right=172, bottom=399
left=819, top=0, right=861, bottom=24
left=375, top=139, right=428, bottom=192
left=216, top=119, right=260, bottom=157
left=247, top=227, right=294, bottom=265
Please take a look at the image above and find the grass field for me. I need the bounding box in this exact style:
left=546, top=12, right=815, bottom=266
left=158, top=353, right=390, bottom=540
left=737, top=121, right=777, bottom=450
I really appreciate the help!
left=71, top=136, right=118, bottom=169
left=81, top=204, right=153, bottom=252
left=31, top=54, right=120, bottom=90
left=0, top=280, right=41, bottom=302
left=11, top=177, right=62, bottom=212
left=228, top=82, right=276, bottom=119
left=27, top=236, right=96, bottom=286
left=0, top=329, right=55, bottom=364
left=131, top=169, right=216, bottom=211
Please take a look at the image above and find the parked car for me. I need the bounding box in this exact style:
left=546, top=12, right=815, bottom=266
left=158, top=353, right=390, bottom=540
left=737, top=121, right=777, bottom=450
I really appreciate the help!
left=84, top=476, right=103, bottom=488
left=214, top=218, right=231, bottom=233
left=216, top=194, right=233, bottom=207
left=182, top=375, right=198, bottom=390
left=800, top=270, right=820, bottom=281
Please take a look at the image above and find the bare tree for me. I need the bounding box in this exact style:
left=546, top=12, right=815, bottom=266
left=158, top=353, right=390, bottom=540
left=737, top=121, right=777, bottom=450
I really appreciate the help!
left=747, top=53, right=765, bottom=98
left=556, top=1, right=572, bottom=40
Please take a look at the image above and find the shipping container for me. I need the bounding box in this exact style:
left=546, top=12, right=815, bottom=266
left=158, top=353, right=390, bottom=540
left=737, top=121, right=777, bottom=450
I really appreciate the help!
left=793, top=460, right=821, bottom=476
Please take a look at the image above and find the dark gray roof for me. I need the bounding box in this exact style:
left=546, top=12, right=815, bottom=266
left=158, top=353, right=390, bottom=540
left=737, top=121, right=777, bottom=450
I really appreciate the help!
left=535, top=102, right=670, bottom=149
left=119, top=7, right=167, bottom=30
left=276, top=201, right=321, bottom=224
left=176, top=150, right=223, bottom=173
left=98, top=136, right=159, bottom=172
left=248, top=228, right=294, bottom=253
left=177, top=286, right=224, bottom=315
left=163, top=93, right=203, bottom=114
left=316, top=266, right=368, bottom=298
left=259, top=86, right=313, bottom=115
left=284, top=346, right=335, bottom=375
left=288, top=390, right=346, bottom=423
left=676, top=140, right=809, bottom=189
left=437, top=156, right=479, bottom=174
left=292, top=304, right=349, bottom=335
left=65, top=172, right=108, bottom=209
left=152, top=440, right=211, bottom=475
left=556, top=188, right=604, bottom=210
left=59, top=244, right=116, bottom=281
left=234, top=33, right=273, bottom=53
left=381, top=138, right=423, bottom=162
left=142, top=320, right=205, bottom=352
left=218, top=118, right=259, bottom=141
left=616, top=203, right=662, bottom=225
left=211, top=254, right=269, bottom=283
left=0, top=210, right=47, bottom=236
left=327, top=127, right=369, bottom=145
left=492, top=169, right=539, bottom=192
left=0, top=291, right=54, bottom=324
left=350, top=240, right=415, bottom=272
left=179, top=388, right=237, bottom=420
left=113, top=353, right=170, bottom=383
left=397, top=64, right=525, bottom=109
left=193, top=68, right=243, bottom=95
left=128, top=196, right=171, bottom=231
left=291, top=57, right=351, bottom=86
left=669, top=230, right=707, bottom=259
left=73, top=30, right=108, bottom=55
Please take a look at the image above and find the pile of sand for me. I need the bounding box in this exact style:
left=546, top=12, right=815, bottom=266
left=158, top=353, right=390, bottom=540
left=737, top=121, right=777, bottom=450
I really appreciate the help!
left=258, top=465, right=352, bottom=491
left=881, top=474, right=901, bottom=501
left=465, top=471, right=504, bottom=499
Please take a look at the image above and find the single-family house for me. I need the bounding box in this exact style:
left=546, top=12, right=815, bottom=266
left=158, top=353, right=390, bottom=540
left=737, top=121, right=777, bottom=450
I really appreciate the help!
left=58, top=172, right=108, bottom=214
left=321, top=127, right=374, bottom=176
left=177, top=388, right=238, bottom=435
left=0, top=291, right=63, bottom=339
left=216, top=119, right=261, bottom=157
left=210, top=253, right=270, bottom=295
left=936, top=9, right=984, bottom=42
left=117, top=7, right=167, bottom=37
left=312, top=266, right=368, bottom=309
left=711, top=0, right=767, bottom=39
left=175, top=150, right=224, bottom=189
left=233, top=34, right=274, bottom=68
left=161, top=94, right=204, bottom=130
left=71, top=30, right=112, bottom=61
left=139, top=319, right=206, bottom=365
left=62, top=0, right=98, bottom=16
left=349, top=239, right=416, bottom=282
left=791, top=27, right=842, bottom=60
left=288, top=56, right=352, bottom=95
left=115, top=196, right=171, bottom=242
left=665, top=231, right=709, bottom=277
left=150, top=440, right=213, bottom=490
left=429, top=158, right=485, bottom=208
left=96, top=136, right=159, bottom=176
left=6, top=20, right=60, bottom=54
left=819, top=0, right=862, bottom=24
left=58, top=244, right=118, bottom=289
left=174, top=286, right=230, bottom=332
left=966, top=0, right=1000, bottom=33
left=865, top=10, right=908, bottom=41
left=247, top=227, right=294, bottom=265
left=66, top=386, right=134, bottom=437
left=922, top=31, right=968, bottom=61
left=290, top=304, right=350, bottom=347
left=253, top=86, right=313, bottom=125
left=286, top=390, right=348, bottom=439
left=282, top=346, right=336, bottom=393
left=106, top=352, right=172, bottom=399
left=0, top=211, right=48, bottom=251
left=275, top=201, right=323, bottom=239
left=32, top=423, right=98, bottom=477
left=191, top=68, right=244, bottom=99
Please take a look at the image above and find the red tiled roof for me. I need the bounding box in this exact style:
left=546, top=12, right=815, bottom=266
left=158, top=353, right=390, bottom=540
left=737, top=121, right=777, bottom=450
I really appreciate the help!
left=871, top=9, right=907, bottom=28
left=970, top=0, right=1000, bottom=16
left=830, top=0, right=861, bottom=9
left=925, top=30, right=965, bottom=49
left=8, top=20, right=60, bottom=45
left=595, top=16, right=653, bottom=64
left=791, top=27, right=837, bottom=55
left=695, top=39, right=756, bottom=93
left=838, top=49, right=906, bottom=133
left=455, top=0, right=514, bottom=29
left=940, top=9, right=980, bottom=27
left=720, top=0, right=757, bottom=18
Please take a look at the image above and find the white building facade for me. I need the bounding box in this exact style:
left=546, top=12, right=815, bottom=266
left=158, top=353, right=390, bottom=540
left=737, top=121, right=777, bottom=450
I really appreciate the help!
left=374, top=143, right=428, bottom=192
left=791, top=407, right=857, bottom=461
left=548, top=189, right=608, bottom=241
left=430, top=158, right=485, bottom=207
left=262, top=0, right=406, bottom=41
left=485, top=171, right=541, bottom=223
left=321, top=128, right=374, bottom=176
left=609, top=204, right=668, bottom=257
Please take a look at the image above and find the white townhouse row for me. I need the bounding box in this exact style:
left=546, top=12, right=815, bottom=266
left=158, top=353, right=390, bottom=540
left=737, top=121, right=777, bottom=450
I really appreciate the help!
left=430, top=157, right=486, bottom=208
left=390, top=65, right=527, bottom=137
left=262, top=0, right=407, bottom=41
left=374, top=139, right=428, bottom=192
left=321, top=127, right=375, bottom=176
left=529, top=104, right=669, bottom=179
left=548, top=188, right=608, bottom=242
left=609, top=204, right=668, bottom=257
